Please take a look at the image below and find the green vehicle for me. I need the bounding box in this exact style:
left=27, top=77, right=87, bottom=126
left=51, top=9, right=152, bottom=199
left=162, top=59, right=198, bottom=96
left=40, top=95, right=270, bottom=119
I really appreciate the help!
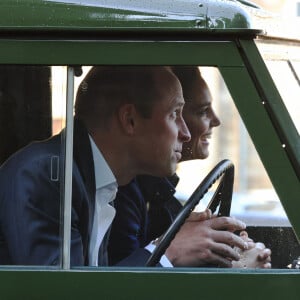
left=0, top=0, right=299, bottom=299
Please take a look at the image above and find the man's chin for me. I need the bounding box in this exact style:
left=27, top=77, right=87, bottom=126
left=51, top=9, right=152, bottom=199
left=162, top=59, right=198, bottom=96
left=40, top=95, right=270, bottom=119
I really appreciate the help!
left=147, top=160, right=177, bottom=177
left=158, top=166, right=176, bottom=178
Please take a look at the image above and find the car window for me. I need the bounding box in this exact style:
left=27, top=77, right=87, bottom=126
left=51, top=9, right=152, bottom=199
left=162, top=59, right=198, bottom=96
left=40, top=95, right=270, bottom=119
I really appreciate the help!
left=175, top=66, right=299, bottom=269
left=255, top=40, right=300, bottom=134
left=0, top=64, right=299, bottom=271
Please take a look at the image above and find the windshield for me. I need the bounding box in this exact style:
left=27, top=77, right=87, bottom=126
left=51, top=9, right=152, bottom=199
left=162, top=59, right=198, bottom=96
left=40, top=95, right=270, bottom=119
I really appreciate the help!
left=255, top=39, right=300, bottom=134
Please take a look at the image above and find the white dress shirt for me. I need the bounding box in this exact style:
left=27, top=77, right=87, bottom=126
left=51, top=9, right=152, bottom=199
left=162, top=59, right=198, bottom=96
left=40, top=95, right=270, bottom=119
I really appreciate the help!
left=145, top=242, right=173, bottom=267
left=88, top=136, right=117, bottom=266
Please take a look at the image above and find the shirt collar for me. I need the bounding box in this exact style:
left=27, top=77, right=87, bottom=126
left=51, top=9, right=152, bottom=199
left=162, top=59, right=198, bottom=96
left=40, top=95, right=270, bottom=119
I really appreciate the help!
left=89, top=135, right=117, bottom=190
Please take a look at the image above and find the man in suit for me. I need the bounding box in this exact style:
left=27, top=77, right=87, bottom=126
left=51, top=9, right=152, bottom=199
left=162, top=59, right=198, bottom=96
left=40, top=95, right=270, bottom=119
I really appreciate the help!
left=0, top=66, right=191, bottom=266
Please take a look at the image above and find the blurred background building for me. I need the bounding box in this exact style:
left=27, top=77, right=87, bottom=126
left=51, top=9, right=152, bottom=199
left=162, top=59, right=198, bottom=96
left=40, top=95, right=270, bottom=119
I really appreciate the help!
left=253, top=0, right=298, bottom=14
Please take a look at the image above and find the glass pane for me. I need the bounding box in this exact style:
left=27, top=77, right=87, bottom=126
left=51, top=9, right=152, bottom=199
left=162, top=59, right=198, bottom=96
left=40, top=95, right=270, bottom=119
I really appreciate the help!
left=0, top=65, right=66, bottom=267
left=255, top=40, right=300, bottom=134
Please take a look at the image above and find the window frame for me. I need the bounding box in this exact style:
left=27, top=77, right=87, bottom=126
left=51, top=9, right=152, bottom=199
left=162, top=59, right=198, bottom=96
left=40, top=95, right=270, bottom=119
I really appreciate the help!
left=0, top=34, right=299, bottom=299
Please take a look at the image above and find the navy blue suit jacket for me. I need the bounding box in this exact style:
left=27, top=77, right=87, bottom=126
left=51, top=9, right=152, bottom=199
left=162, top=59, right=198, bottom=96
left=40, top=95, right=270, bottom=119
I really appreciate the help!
left=108, top=175, right=182, bottom=265
left=0, top=119, right=151, bottom=266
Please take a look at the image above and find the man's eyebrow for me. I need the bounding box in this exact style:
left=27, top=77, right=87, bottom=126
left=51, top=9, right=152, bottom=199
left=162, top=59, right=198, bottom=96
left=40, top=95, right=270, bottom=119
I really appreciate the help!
left=170, top=96, right=185, bottom=107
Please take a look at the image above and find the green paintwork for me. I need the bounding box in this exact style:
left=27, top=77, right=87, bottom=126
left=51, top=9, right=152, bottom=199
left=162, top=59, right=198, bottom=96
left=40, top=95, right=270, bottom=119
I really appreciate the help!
left=0, top=0, right=299, bottom=299
left=0, top=36, right=299, bottom=298
left=0, top=0, right=256, bottom=31
left=0, top=40, right=245, bottom=65
left=0, top=267, right=300, bottom=299
left=238, top=39, right=300, bottom=172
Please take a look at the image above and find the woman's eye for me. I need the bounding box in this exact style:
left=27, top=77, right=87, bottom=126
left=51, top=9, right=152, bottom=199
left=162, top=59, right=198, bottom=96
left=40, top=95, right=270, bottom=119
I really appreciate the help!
left=197, top=108, right=208, bottom=116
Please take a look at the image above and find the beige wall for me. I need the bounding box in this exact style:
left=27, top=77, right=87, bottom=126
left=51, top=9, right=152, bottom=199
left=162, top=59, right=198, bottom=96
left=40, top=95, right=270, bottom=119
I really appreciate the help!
left=252, top=0, right=286, bottom=12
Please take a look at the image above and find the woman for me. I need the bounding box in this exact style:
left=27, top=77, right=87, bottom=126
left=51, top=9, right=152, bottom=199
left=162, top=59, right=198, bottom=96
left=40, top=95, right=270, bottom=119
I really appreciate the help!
left=108, top=66, right=271, bottom=268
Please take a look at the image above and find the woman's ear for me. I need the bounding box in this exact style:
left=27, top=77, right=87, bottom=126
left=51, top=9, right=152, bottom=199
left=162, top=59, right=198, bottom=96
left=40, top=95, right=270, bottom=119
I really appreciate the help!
left=117, top=103, right=137, bottom=135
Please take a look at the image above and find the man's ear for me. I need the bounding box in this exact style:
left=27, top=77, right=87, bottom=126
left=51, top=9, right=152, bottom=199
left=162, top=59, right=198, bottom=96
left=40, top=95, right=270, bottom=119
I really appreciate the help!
left=118, top=103, right=137, bottom=135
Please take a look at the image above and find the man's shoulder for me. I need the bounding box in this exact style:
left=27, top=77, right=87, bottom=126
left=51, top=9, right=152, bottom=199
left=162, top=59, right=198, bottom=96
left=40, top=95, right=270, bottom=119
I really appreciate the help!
left=0, top=134, right=61, bottom=175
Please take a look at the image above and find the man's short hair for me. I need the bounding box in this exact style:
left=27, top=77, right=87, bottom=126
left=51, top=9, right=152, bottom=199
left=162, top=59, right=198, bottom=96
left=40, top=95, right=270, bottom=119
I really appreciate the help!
left=75, top=66, right=173, bottom=129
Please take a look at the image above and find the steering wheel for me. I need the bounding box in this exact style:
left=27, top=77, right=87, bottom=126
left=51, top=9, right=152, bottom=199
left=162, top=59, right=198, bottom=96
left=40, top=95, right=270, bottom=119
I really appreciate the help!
left=146, top=159, right=234, bottom=267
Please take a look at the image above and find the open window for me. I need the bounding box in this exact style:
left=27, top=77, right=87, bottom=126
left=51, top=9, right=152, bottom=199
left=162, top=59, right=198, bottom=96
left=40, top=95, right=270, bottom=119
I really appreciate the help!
left=0, top=63, right=299, bottom=271
left=175, top=66, right=299, bottom=269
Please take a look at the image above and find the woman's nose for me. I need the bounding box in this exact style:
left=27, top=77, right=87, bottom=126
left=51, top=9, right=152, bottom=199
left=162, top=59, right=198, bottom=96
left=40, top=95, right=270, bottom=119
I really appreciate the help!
left=179, top=117, right=191, bottom=142
left=211, top=110, right=221, bottom=127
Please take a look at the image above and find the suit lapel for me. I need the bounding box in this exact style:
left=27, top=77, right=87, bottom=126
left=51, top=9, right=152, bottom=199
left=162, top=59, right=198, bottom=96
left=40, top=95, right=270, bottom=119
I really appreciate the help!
left=73, top=118, right=96, bottom=264
left=72, top=118, right=112, bottom=266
